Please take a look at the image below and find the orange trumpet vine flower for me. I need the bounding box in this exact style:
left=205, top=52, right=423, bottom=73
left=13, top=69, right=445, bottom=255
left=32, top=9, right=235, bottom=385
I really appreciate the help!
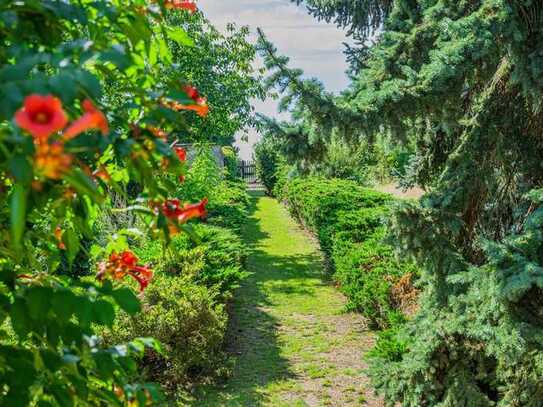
left=34, top=142, right=73, bottom=179
left=165, top=85, right=209, bottom=117
left=157, top=198, right=208, bottom=223
left=54, top=226, right=66, bottom=250
left=97, top=250, right=153, bottom=292
left=178, top=198, right=208, bottom=222
left=148, top=126, right=168, bottom=141
left=64, top=99, right=109, bottom=140
left=15, top=95, right=68, bottom=141
left=155, top=198, right=208, bottom=223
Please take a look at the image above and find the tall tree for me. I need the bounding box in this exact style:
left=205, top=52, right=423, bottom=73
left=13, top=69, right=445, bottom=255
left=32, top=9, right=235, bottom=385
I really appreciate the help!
left=166, top=14, right=265, bottom=145
left=262, top=0, right=543, bottom=405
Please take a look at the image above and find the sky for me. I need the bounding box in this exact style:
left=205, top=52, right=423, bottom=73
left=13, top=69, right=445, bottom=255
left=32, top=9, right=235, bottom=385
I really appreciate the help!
left=197, top=0, right=351, bottom=160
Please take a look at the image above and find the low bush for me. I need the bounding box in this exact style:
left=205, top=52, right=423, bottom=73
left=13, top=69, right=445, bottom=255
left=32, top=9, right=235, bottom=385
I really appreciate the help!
left=105, top=273, right=228, bottom=391
left=137, top=224, right=247, bottom=299
left=282, top=177, right=419, bottom=330
left=284, top=178, right=390, bottom=236
left=207, top=180, right=250, bottom=234
left=222, top=146, right=240, bottom=180
left=333, top=231, right=419, bottom=328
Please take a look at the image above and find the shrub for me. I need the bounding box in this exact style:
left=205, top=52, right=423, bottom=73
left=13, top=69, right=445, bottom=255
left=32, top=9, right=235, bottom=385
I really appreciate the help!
left=207, top=180, right=250, bottom=234
left=283, top=178, right=391, bottom=246
left=282, top=177, right=419, bottom=330
left=254, top=138, right=284, bottom=194
left=105, top=273, right=228, bottom=391
left=333, top=231, right=419, bottom=328
left=137, top=224, right=247, bottom=300
left=272, top=161, right=291, bottom=199
left=222, top=146, right=240, bottom=180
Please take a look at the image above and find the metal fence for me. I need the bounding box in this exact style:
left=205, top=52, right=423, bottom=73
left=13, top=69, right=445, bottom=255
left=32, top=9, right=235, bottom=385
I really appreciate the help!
left=238, top=160, right=257, bottom=183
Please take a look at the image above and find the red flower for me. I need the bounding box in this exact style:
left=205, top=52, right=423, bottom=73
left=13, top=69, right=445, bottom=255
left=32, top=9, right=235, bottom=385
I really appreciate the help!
left=15, top=95, right=68, bottom=141
left=157, top=198, right=208, bottom=224
left=64, top=99, right=109, bottom=140
left=178, top=198, right=208, bottom=223
left=164, top=85, right=209, bottom=117
left=164, top=0, right=197, bottom=12
left=97, top=250, right=153, bottom=292
left=174, top=146, right=186, bottom=161
left=183, top=85, right=201, bottom=102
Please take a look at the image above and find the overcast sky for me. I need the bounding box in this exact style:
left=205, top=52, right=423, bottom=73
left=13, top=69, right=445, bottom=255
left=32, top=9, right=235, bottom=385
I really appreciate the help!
left=197, top=0, right=351, bottom=159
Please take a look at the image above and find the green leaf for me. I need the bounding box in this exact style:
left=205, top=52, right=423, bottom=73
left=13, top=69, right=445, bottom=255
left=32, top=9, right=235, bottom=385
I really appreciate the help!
left=92, top=300, right=115, bottom=326
left=52, top=290, right=76, bottom=322
left=63, top=228, right=80, bottom=266
left=10, top=183, right=27, bottom=250
left=8, top=155, right=32, bottom=184
left=50, top=383, right=74, bottom=407
left=26, top=287, right=51, bottom=319
left=112, top=288, right=141, bottom=315
left=10, top=298, right=31, bottom=338
left=166, top=27, right=194, bottom=46
left=64, top=169, right=104, bottom=203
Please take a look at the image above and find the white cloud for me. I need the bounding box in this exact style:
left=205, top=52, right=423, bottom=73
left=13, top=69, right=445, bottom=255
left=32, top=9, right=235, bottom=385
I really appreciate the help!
left=197, top=0, right=350, bottom=159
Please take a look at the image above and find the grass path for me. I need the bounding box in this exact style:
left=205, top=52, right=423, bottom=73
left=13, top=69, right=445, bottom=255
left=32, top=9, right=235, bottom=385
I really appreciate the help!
left=191, top=192, right=383, bottom=406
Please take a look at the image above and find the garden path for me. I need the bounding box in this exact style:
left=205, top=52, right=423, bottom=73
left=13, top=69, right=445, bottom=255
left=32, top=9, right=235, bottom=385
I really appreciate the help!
left=190, top=191, right=383, bottom=406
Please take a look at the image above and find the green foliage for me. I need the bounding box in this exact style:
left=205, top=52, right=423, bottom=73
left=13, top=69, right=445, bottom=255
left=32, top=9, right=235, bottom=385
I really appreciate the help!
left=166, top=14, right=264, bottom=145
left=207, top=180, right=250, bottom=234
left=254, top=137, right=294, bottom=195
left=282, top=177, right=418, bottom=329
left=222, top=146, right=240, bottom=180
left=266, top=0, right=543, bottom=404
left=333, top=232, right=415, bottom=328
left=138, top=224, right=247, bottom=300
left=254, top=137, right=284, bottom=195
left=284, top=177, right=390, bottom=248
left=105, top=273, right=228, bottom=392
left=0, top=0, right=258, bottom=403
left=102, top=179, right=250, bottom=396
left=180, top=146, right=223, bottom=202
left=0, top=1, right=205, bottom=403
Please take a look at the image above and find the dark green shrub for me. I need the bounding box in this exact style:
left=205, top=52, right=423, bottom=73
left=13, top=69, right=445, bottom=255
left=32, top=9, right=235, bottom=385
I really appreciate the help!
left=319, top=207, right=388, bottom=255
left=137, top=224, right=247, bottom=300
left=282, top=176, right=419, bottom=330
left=332, top=231, right=418, bottom=328
left=206, top=179, right=250, bottom=234
left=272, top=161, right=291, bottom=199
left=254, top=138, right=284, bottom=194
left=283, top=178, right=390, bottom=249
left=105, top=273, right=228, bottom=390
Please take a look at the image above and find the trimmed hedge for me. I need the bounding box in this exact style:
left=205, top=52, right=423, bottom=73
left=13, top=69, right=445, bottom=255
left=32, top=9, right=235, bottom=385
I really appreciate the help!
left=282, top=177, right=419, bottom=329
left=103, top=181, right=250, bottom=395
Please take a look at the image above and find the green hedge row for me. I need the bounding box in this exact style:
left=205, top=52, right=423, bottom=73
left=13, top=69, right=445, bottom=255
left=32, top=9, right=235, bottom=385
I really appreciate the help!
left=103, top=180, right=249, bottom=396
left=281, top=177, right=419, bottom=329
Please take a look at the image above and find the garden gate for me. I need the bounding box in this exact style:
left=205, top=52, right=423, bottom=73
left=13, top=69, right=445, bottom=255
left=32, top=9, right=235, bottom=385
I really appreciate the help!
left=238, top=160, right=257, bottom=183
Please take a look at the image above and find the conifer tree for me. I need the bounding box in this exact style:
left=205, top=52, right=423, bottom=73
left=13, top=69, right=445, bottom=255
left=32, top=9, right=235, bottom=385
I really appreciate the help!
left=260, top=1, right=543, bottom=404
